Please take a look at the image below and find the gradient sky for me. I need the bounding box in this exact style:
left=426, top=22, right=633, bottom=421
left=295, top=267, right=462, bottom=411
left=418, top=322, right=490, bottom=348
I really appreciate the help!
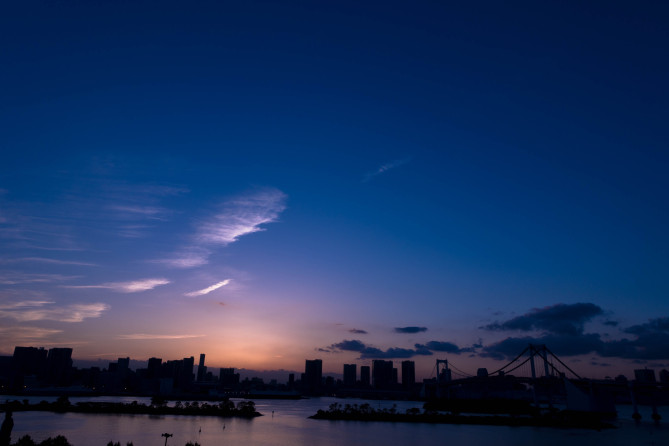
left=1, top=1, right=668, bottom=380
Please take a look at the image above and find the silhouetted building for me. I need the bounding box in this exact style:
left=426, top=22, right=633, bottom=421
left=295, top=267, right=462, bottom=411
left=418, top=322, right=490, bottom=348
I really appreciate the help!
left=117, top=357, right=130, bottom=373
left=147, top=357, right=162, bottom=379
left=12, top=347, right=47, bottom=377
left=162, top=356, right=195, bottom=391
left=288, top=373, right=295, bottom=389
left=343, top=364, right=356, bottom=387
left=304, top=359, right=323, bottom=394
left=635, top=368, right=656, bottom=383
left=401, top=360, right=415, bottom=389
left=477, top=368, right=488, bottom=378
left=360, top=365, right=371, bottom=387
left=197, top=354, right=206, bottom=382
left=45, top=348, right=73, bottom=386
left=372, top=360, right=393, bottom=389
left=219, top=368, right=240, bottom=388
left=660, top=369, right=669, bottom=384
left=180, top=356, right=195, bottom=389
left=0, top=356, right=12, bottom=388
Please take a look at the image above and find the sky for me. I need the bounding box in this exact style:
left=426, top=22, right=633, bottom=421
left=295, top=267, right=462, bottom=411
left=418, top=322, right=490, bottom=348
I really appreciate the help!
left=1, top=0, right=668, bottom=381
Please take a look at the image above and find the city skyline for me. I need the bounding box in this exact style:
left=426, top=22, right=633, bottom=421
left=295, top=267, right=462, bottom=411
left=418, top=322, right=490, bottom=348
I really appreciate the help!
left=1, top=1, right=668, bottom=380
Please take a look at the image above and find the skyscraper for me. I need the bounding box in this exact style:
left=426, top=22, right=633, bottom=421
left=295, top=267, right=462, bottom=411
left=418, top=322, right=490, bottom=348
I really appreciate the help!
left=343, top=363, right=356, bottom=387
left=304, top=359, right=323, bottom=394
left=360, top=365, right=371, bottom=387
left=197, top=353, right=206, bottom=382
left=401, top=360, right=415, bottom=389
left=45, top=348, right=73, bottom=386
left=372, top=360, right=393, bottom=389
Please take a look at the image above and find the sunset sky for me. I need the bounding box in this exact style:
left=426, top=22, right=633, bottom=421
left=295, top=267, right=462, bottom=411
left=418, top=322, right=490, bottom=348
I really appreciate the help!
left=1, top=1, right=668, bottom=380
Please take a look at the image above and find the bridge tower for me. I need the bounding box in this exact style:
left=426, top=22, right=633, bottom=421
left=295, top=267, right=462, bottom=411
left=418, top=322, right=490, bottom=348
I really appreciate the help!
left=435, top=359, right=451, bottom=398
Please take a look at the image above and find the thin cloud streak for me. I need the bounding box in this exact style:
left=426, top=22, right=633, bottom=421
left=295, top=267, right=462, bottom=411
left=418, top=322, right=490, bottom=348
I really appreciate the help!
left=117, top=333, right=205, bottom=340
left=363, top=157, right=411, bottom=182
left=0, top=272, right=79, bottom=284
left=151, top=248, right=211, bottom=269
left=64, top=278, right=170, bottom=293
left=0, top=301, right=109, bottom=322
left=0, top=326, right=63, bottom=340
left=1, top=257, right=97, bottom=266
left=185, top=279, right=231, bottom=297
left=108, top=205, right=168, bottom=217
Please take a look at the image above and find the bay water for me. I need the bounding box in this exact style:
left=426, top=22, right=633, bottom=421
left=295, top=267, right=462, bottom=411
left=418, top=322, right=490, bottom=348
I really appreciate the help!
left=6, top=396, right=669, bottom=446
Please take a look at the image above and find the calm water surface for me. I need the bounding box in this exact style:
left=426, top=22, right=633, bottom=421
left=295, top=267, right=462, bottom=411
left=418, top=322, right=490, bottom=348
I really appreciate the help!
left=7, top=396, right=669, bottom=446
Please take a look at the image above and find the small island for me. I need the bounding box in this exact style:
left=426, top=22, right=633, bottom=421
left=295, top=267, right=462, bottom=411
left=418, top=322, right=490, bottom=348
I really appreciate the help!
left=0, top=396, right=261, bottom=418
left=309, top=402, right=616, bottom=430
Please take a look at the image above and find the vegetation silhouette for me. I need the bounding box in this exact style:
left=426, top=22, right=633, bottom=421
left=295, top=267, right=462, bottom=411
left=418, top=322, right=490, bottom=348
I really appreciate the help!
left=310, top=402, right=616, bottom=430
left=0, top=397, right=260, bottom=419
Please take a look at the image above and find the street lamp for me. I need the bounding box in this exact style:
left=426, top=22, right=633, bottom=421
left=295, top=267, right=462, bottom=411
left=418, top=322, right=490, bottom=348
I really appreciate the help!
left=161, top=433, right=173, bottom=446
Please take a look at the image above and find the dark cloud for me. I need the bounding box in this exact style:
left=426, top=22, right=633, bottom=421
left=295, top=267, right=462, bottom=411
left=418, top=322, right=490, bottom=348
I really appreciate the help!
left=394, top=326, right=427, bottom=334
left=331, top=339, right=366, bottom=352
left=483, top=303, right=603, bottom=335
left=591, top=361, right=611, bottom=367
left=599, top=332, right=669, bottom=360
left=603, top=320, right=618, bottom=327
left=414, top=341, right=475, bottom=354
left=349, top=329, right=368, bottom=334
left=480, top=333, right=604, bottom=360
left=359, top=347, right=432, bottom=359
left=327, top=339, right=433, bottom=359
left=481, top=329, right=669, bottom=361
left=624, top=317, right=669, bottom=335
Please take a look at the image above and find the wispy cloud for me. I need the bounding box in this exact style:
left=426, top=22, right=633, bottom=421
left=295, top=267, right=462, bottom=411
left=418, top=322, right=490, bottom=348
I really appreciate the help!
left=1, top=257, right=97, bottom=266
left=363, top=157, right=411, bottom=182
left=117, top=224, right=154, bottom=238
left=185, top=279, right=231, bottom=297
left=64, top=278, right=170, bottom=293
left=109, top=205, right=168, bottom=217
left=0, top=301, right=109, bottom=322
left=197, top=188, right=287, bottom=246
left=0, top=326, right=63, bottom=340
left=117, top=333, right=205, bottom=340
left=0, top=272, right=79, bottom=285
left=160, top=188, right=287, bottom=268
left=150, top=248, right=211, bottom=269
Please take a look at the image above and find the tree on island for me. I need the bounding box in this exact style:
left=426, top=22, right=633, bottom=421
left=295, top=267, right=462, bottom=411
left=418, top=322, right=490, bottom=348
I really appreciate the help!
left=1, top=411, right=13, bottom=446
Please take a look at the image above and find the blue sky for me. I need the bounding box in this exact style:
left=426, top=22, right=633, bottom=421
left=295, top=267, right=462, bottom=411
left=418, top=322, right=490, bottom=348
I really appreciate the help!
left=1, top=0, right=668, bottom=379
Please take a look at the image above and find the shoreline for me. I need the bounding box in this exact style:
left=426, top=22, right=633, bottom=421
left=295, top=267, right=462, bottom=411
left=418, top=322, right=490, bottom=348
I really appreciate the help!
left=0, top=398, right=262, bottom=419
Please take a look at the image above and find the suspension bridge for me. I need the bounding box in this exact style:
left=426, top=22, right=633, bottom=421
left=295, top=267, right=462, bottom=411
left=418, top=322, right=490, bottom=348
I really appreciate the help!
left=432, top=344, right=582, bottom=382
left=427, top=344, right=597, bottom=408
